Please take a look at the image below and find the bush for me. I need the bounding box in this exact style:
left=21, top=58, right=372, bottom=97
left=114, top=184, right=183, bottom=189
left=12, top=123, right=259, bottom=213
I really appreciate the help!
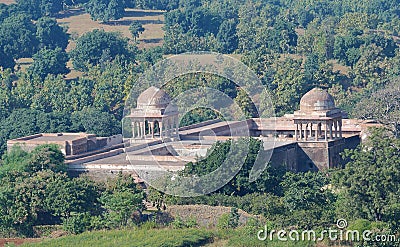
left=62, top=213, right=92, bottom=234
left=217, top=213, right=231, bottom=229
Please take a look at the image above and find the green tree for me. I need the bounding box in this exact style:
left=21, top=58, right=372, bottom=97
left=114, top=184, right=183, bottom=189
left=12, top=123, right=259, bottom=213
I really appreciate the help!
left=70, top=29, right=132, bottom=71
left=86, top=0, right=125, bottom=23
left=129, top=21, right=145, bottom=41
left=29, top=47, right=70, bottom=80
left=216, top=19, right=238, bottom=53
left=45, top=175, right=99, bottom=219
left=30, top=75, right=71, bottom=112
left=334, top=128, right=400, bottom=222
left=71, top=107, right=121, bottom=137
left=0, top=50, right=15, bottom=70
left=36, top=17, right=69, bottom=50
left=0, top=146, right=30, bottom=177
left=281, top=171, right=335, bottom=228
left=0, top=14, right=38, bottom=60
left=100, top=174, right=145, bottom=228
left=271, top=57, right=308, bottom=115
left=16, top=0, right=63, bottom=19
left=350, top=44, right=390, bottom=88
left=27, top=144, right=66, bottom=173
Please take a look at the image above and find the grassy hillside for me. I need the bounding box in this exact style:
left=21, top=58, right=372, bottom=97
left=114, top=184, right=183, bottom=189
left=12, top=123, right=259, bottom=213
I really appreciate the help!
left=56, top=8, right=164, bottom=51
left=19, top=227, right=318, bottom=247
left=20, top=228, right=212, bottom=247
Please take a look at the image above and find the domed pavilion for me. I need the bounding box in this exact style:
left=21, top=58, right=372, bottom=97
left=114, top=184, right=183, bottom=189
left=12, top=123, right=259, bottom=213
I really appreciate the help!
left=293, top=88, right=344, bottom=141
left=127, top=86, right=179, bottom=141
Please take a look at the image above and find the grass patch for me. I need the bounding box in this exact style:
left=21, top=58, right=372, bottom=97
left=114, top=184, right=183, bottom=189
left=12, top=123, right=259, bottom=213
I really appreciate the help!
left=0, top=0, right=15, bottom=5
left=21, top=228, right=213, bottom=247
left=20, top=226, right=321, bottom=247
left=56, top=8, right=165, bottom=51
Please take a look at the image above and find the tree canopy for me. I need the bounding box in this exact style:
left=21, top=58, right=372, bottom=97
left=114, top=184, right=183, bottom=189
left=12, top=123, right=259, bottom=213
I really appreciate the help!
left=70, top=29, right=133, bottom=71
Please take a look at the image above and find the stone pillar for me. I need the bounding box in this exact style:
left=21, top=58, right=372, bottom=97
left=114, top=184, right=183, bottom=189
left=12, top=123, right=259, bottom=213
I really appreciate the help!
left=132, top=121, right=136, bottom=139
left=315, top=127, right=318, bottom=141
left=310, top=123, right=313, bottom=138
left=339, top=121, right=343, bottom=138
left=159, top=121, right=163, bottom=139
left=150, top=121, right=155, bottom=138
left=139, top=122, right=143, bottom=139
left=304, top=124, right=308, bottom=141
left=295, top=124, right=298, bottom=141
left=299, top=123, right=303, bottom=141
left=329, top=122, right=333, bottom=140
left=334, top=120, right=338, bottom=139
left=325, top=122, right=328, bottom=141
left=143, top=121, right=146, bottom=138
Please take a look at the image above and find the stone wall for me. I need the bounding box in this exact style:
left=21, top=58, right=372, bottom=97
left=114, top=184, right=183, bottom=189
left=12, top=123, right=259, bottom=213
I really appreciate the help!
left=268, top=143, right=298, bottom=171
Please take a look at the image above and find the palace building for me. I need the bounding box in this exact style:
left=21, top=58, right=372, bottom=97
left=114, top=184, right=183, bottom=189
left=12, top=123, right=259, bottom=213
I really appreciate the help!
left=7, top=87, right=379, bottom=178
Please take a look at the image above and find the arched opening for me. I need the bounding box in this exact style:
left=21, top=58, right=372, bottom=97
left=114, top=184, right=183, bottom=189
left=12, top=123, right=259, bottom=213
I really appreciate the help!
left=154, top=120, right=160, bottom=137
left=145, top=120, right=150, bottom=136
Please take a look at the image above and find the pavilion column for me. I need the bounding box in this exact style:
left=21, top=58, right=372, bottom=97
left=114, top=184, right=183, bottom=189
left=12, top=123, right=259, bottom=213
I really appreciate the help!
left=334, top=120, right=338, bottom=139
left=299, top=123, right=303, bottom=141
left=295, top=124, right=298, bottom=141
left=339, top=121, right=343, bottom=138
left=159, top=121, right=163, bottom=139
left=325, top=122, right=328, bottom=141
left=142, top=121, right=146, bottom=139
left=310, top=123, right=313, bottom=138
left=132, top=121, right=136, bottom=139
left=304, top=124, right=308, bottom=141
left=139, top=122, right=143, bottom=139
left=329, top=122, right=333, bottom=139
left=150, top=121, right=155, bottom=138
left=315, top=126, right=318, bottom=141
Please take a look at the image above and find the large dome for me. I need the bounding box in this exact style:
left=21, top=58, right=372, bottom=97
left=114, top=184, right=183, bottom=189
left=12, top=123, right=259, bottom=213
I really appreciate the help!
left=137, top=86, right=171, bottom=109
left=300, top=88, right=335, bottom=112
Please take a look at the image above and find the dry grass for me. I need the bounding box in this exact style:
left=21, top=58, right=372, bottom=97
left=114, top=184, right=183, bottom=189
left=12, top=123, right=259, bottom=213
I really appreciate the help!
left=56, top=8, right=165, bottom=51
left=0, top=0, right=15, bottom=5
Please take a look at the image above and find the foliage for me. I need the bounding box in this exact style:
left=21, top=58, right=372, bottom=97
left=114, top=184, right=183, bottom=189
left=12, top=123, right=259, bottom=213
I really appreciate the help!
left=183, top=137, right=286, bottom=196
left=86, top=0, right=125, bottom=23
left=62, top=212, right=92, bottom=234
left=333, top=128, right=400, bottom=223
left=29, top=48, right=69, bottom=80
left=353, top=79, right=400, bottom=137
left=98, top=174, right=145, bottom=229
left=71, top=107, right=121, bottom=137
left=27, top=144, right=66, bottom=173
left=16, top=0, right=63, bottom=19
left=129, top=21, right=145, bottom=41
left=281, top=171, right=336, bottom=228
left=0, top=14, right=38, bottom=60
left=70, top=29, right=133, bottom=71
left=35, top=17, right=69, bottom=50
left=21, top=228, right=213, bottom=247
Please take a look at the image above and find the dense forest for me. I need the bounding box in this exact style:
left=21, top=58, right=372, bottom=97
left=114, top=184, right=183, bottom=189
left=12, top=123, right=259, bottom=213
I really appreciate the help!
left=0, top=0, right=400, bottom=245
left=0, top=0, right=400, bottom=155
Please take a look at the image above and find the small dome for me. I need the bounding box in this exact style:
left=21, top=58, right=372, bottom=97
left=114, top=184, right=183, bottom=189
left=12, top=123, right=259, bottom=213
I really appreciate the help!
left=137, top=86, right=171, bottom=109
left=300, top=88, right=335, bottom=112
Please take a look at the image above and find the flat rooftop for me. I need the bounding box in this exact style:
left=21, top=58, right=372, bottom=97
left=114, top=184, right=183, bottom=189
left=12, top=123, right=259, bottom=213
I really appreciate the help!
left=8, top=133, right=93, bottom=143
